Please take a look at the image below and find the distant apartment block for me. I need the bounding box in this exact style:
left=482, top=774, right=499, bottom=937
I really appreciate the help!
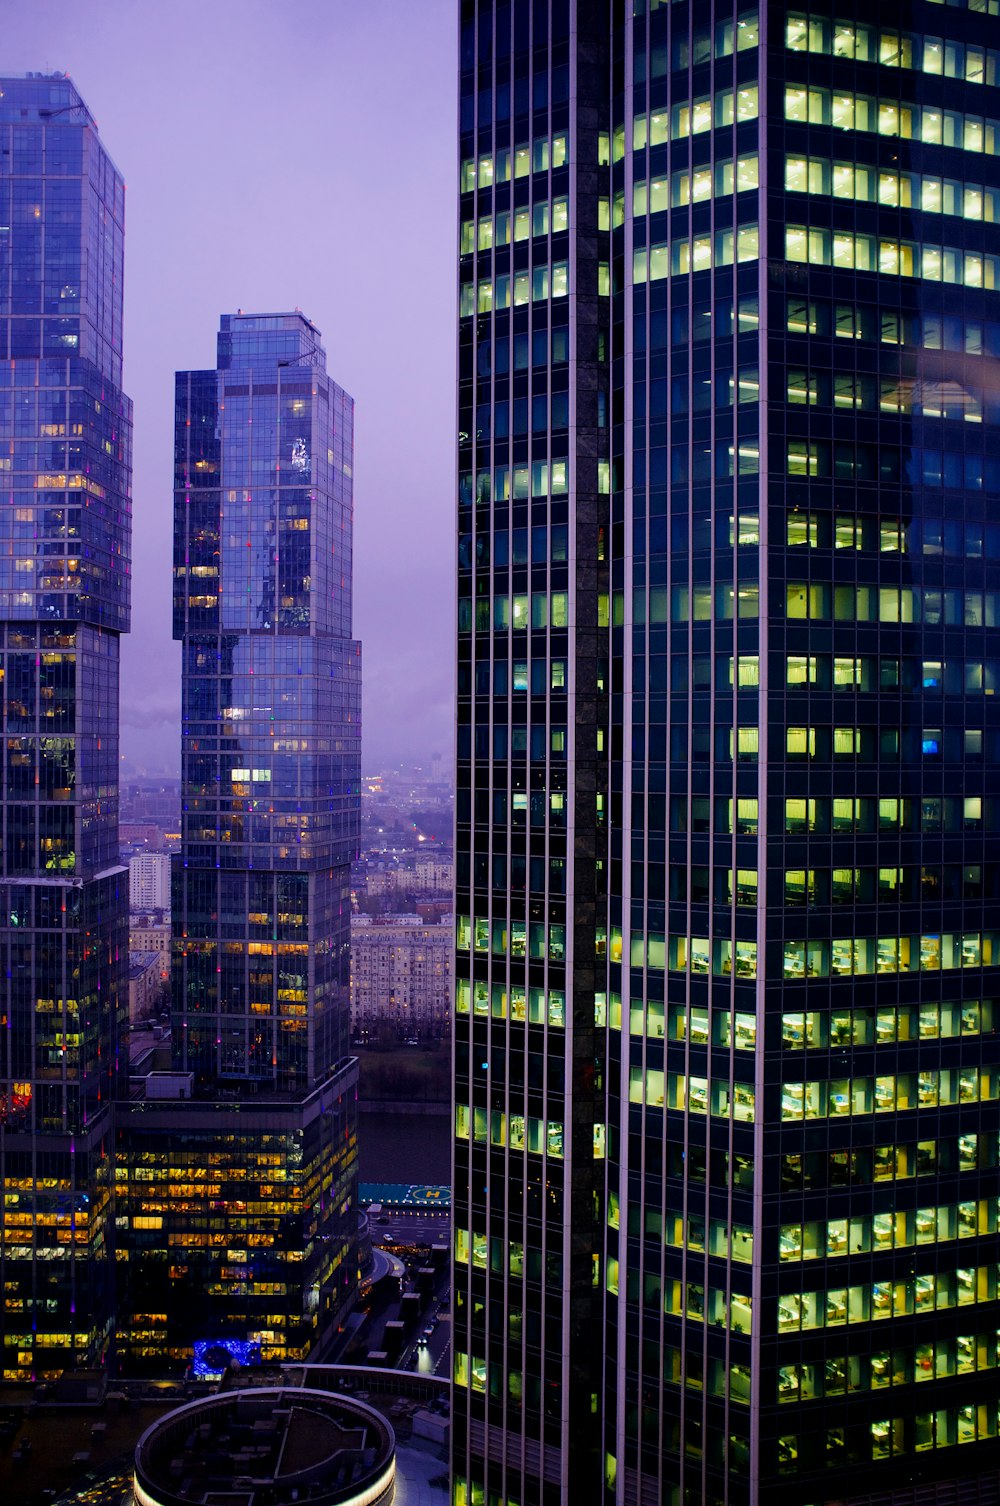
left=351, top=914, right=451, bottom=1043
left=414, top=853, right=453, bottom=893
left=364, top=868, right=408, bottom=900
left=128, top=913, right=171, bottom=1029
left=129, top=851, right=171, bottom=911
left=120, top=822, right=165, bottom=850
left=361, top=855, right=453, bottom=902
left=129, top=919, right=170, bottom=955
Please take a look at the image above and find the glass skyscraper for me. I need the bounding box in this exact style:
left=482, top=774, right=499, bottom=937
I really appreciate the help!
left=117, top=312, right=360, bottom=1372
left=0, top=74, right=131, bottom=1381
left=455, top=4, right=1000, bottom=1502
left=172, top=312, right=358, bottom=1095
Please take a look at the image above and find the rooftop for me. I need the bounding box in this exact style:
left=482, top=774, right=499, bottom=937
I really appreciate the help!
left=0, top=72, right=94, bottom=126
left=0, top=1369, right=447, bottom=1506
left=134, top=1387, right=394, bottom=1506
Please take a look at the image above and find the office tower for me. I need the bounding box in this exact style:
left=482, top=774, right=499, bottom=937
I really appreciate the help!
left=117, top=313, right=360, bottom=1371
left=0, top=75, right=131, bottom=1381
left=455, top=4, right=1000, bottom=1503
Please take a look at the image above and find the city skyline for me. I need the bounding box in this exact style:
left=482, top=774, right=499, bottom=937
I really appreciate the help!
left=0, top=4, right=999, bottom=1504
left=1, top=0, right=457, bottom=771
left=0, top=64, right=366, bottom=1382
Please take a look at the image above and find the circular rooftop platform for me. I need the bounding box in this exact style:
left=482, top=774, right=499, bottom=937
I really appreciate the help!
left=133, top=1386, right=395, bottom=1506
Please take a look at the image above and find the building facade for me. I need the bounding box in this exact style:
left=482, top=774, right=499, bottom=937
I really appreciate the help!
left=455, top=4, right=1000, bottom=1504
left=117, top=312, right=361, bottom=1373
left=351, top=914, right=452, bottom=1043
left=414, top=853, right=455, bottom=893
left=129, top=920, right=170, bottom=955
left=357, top=855, right=453, bottom=904
left=0, top=74, right=131, bottom=1381
left=116, top=1083, right=357, bottom=1371
left=171, top=312, right=358, bottom=1094
left=127, top=950, right=167, bottom=1027
left=128, top=851, right=171, bottom=912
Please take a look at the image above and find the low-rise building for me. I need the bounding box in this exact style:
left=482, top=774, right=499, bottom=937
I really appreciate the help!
left=130, top=917, right=170, bottom=954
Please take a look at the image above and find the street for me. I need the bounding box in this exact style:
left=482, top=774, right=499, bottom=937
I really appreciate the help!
left=369, top=1208, right=451, bottom=1377
left=370, top=1206, right=450, bottom=1250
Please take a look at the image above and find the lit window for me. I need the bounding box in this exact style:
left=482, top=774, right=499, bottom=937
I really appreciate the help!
left=786, top=655, right=816, bottom=686
left=787, top=513, right=817, bottom=546
left=787, top=441, right=819, bottom=477
left=736, top=154, right=759, bottom=192
left=786, top=727, right=815, bottom=757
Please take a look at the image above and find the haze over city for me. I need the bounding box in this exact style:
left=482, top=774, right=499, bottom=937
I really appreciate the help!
left=2, top=0, right=457, bottom=772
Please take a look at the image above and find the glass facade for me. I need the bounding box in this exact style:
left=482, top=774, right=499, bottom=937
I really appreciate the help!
left=115, top=1086, right=358, bottom=1373
left=455, top=4, right=1000, bottom=1502
left=172, top=312, right=359, bottom=1093
left=455, top=8, right=607, bottom=1501
left=0, top=75, right=131, bottom=1381
left=116, top=312, right=361, bottom=1373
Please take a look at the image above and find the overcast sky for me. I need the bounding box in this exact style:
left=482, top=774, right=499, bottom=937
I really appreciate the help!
left=4, top=0, right=456, bottom=774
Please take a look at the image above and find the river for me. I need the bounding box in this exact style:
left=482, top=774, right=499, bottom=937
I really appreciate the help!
left=358, top=1107, right=451, bottom=1185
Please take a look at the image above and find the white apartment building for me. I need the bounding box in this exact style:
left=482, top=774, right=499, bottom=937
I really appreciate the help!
left=413, top=853, right=453, bottom=893
left=129, top=852, right=171, bottom=912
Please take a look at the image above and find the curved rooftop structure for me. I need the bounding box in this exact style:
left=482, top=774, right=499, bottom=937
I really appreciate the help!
left=133, top=1387, right=395, bottom=1506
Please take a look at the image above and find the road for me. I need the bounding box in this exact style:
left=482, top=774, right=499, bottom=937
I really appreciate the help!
left=415, top=1305, right=452, bottom=1377
left=370, top=1206, right=450, bottom=1250
left=369, top=1208, right=451, bottom=1377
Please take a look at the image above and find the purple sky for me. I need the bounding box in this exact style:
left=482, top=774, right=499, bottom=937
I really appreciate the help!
left=5, top=0, right=456, bottom=774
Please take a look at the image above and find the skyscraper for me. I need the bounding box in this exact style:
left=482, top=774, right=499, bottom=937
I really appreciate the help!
left=117, top=312, right=360, bottom=1371
left=455, top=4, right=1000, bottom=1503
left=172, top=312, right=358, bottom=1096
left=0, top=74, right=131, bottom=1381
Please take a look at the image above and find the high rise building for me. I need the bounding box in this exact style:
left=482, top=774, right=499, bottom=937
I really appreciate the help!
left=455, top=5, right=1000, bottom=1503
left=0, top=74, right=131, bottom=1381
left=117, top=313, right=360, bottom=1372
left=128, top=851, right=171, bottom=912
